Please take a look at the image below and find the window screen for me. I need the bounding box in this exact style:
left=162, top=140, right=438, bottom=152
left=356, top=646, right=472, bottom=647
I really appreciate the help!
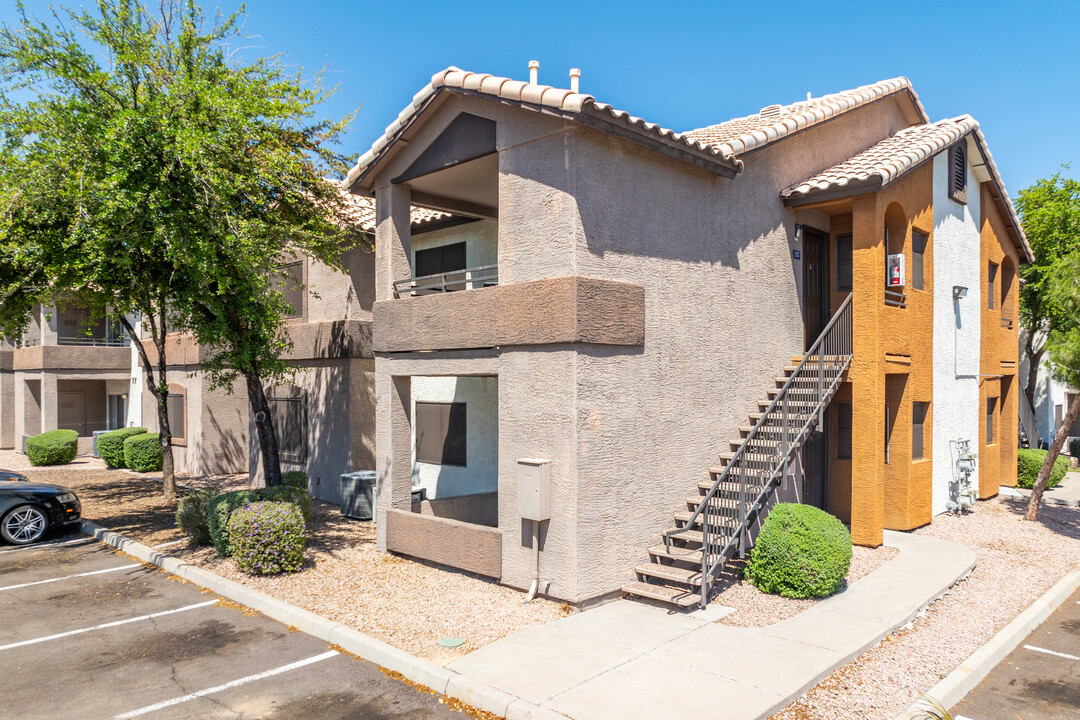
left=986, top=397, right=997, bottom=445
left=415, top=402, right=467, bottom=466
left=988, top=262, right=998, bottom=310
left=273, top=263, right=304, bottom=318
left=269, top=396, right=307, bottom=464
left=836, top=403, right=852, bottom=459
left=415, top=242, right=467, bottom=278
left=166, top=393, right=186, bottom=440
left=912, top=232, right=926, bottom=291
left=912, top=402, right=929, bottom=460
left=836, top=234, right=853, bottom=292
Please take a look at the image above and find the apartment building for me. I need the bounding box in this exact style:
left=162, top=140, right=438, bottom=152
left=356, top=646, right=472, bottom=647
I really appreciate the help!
left=344, top=67, right=1029, bottom=608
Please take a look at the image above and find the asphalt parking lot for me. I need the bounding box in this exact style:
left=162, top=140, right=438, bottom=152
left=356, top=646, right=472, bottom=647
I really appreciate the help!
left=0, top=530, right=463, bottom=720
left=951, top=586, right=1080, bottom=720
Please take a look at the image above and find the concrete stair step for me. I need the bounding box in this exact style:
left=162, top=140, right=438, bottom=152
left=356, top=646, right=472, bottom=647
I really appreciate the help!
left=667, top=528, right=704, bottom=545
left=621, top=581, right=700, bottom=608
left=648, top=544, right=704, bottom=565
left=636, top=563, right=703, bottom=587
left=673, top=510, right=739, bottom=529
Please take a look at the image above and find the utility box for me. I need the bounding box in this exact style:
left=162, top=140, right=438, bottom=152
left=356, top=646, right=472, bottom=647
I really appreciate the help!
left=340, top=471, right=377, bottom=521
left=517, top=458, right=551, bottom=521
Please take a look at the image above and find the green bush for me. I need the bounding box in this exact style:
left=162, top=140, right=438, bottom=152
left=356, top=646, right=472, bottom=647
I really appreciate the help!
left=123, top=432, right=163, bottom=472
left=745, top=503, right=852, bottom=599
left=1068, top=437, right=1080, bottom=459
left=98, top=427, right=147, bottom=468
left=207, top=485, right=311, bottom=557
left=176, top=489, right=217, bottom=546
left=281, top=470, right=308, bottom=490
left=1017, top=448, right=1069, bottom=490
left=228, top=501, right=306, bottom=575
left=25, top=429, right=79, bottom=466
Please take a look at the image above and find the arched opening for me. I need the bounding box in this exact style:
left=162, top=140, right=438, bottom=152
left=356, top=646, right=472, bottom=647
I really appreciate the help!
left=884, top=202, right=907, bottom=304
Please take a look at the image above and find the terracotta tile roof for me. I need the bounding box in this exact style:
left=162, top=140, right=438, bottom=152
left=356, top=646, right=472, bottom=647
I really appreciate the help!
left=337, top=186, right=449, bottom=232
left=684, top=78, right=928, bottom=157
left=781, top=116, right=978, bottom=198
left=343, top=66, right=743, bottom=189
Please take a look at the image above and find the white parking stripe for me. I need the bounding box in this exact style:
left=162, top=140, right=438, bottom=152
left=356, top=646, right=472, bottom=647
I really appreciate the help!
left=113, top=650, right=339, bottom=718
left=0, top=537, right=90, bottom=554
left=1024, top=644, right=1080, bottom=661
left=0, top=563, right=142, bottom=592
left=0, top=600, right=218, bottom=652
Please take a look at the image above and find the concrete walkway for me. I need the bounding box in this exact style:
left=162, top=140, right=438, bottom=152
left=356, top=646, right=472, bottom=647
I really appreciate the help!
left=999, top=470, right=1080, bottom=507
left=449, top=531, right=975, bottom=720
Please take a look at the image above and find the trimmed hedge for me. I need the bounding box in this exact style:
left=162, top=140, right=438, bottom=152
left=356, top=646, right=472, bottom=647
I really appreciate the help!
left=176, top=489, right=216, bottom=546
left=1017, top=448, right=1069, bottom=490
left=98, top=427, right=147, bottom=468
left=282, top=470, right=308, bottom=490
left=745, top=503, right=852, bottom=599
left=123, top=432, right=163, bottom=472
left=25, top=429, right=79, bottom=466
left=207, top=486, right=312, bottom=557
left=228, top=501, right=306, bottom=575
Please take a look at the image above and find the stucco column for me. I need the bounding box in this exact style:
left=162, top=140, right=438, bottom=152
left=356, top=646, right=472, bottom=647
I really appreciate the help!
left=40, top=372, right=58, bottom=433
left=849, top=194, right=885, bottom=547
left=375, top=369, right=412, bottom=552
left=374, top=183, right=412, bottom=302
left=0, top=362, right=13, bottom=449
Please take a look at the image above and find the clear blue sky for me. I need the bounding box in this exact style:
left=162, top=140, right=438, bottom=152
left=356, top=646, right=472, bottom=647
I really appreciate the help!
left=6, top=1, right=1078, bottom=194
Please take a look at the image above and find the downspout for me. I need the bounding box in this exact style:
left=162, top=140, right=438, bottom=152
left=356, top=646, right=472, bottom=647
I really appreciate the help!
left=524, top=519, right=540, bottom=603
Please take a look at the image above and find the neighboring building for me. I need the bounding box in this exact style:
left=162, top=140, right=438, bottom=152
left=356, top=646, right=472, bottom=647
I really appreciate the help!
left=343, top=67, right=1030, bottom=608
left=1020, top=331, right=1080, bottom=447
left=0, top=304, right=135, bottom=454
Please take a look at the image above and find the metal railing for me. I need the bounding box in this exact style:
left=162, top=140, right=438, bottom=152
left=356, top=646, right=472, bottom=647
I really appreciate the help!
left=392, top=265, right=499, bottom=298
left=884, top=289, right=906, bottom=308
left=1000, top=316, right=1014, bottom=330
left=56, top=336, right=130, bottom=347
left=665, top=293, right=853, bottom=608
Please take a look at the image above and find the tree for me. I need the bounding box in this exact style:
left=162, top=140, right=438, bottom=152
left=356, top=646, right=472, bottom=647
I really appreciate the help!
left=1025, top=247, right=1080, bottom=520
left=0, top=0, right=360, bottom=492
left=1015, top=171, right=1080, bottom=418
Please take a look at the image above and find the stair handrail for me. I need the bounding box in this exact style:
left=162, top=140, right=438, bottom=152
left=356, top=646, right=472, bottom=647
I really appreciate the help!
left=663, top=292, right=853, bottom=607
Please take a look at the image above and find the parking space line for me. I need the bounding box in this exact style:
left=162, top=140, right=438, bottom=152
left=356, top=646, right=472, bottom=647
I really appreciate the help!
left=0, top=600, right=218, bottom=652
left=0, top=537, right=90, bottom=554
left=1023, top=644, right=1080, bottom=661
left=0, top=563, right=142, bottom=592
left=112, top=650, right=339, bottom=718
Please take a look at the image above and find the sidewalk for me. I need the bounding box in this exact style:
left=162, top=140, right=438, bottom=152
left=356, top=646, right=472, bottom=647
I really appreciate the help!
left=449, top=531, right=976, bottom=720
left=999, top=470, right=1080, bottom=507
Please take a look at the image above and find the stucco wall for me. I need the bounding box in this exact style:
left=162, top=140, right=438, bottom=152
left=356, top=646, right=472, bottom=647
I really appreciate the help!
left=0, top=358, right=13, bottom=449
left=932, top=148, right=982, bottom=514
left=411, top=375, right=498, bottom=500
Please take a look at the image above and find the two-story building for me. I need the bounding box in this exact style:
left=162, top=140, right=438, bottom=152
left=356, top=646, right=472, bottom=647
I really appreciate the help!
left=344, top=67, right=1030, bottom=609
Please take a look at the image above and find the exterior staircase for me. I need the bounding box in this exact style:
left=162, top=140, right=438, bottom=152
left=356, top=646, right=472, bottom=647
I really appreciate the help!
left=623, top=294, right=853, bottom=609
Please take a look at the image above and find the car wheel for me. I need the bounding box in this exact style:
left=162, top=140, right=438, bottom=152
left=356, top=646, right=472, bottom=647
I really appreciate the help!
left=1, top=505, right=50, bottom=545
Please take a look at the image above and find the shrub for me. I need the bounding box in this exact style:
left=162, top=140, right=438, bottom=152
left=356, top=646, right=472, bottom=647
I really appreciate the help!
left=25, top=429, right=79, bottom=466
left=176, top=489, right=217, bottom=546
left=1017, top=448, right=1069, bottom=490
left=98, top=427, right=147, bottom=468
left=123, top=433, right=163, bottom=472
left=282, top=470, right=308, bottom=490
left=227, top=501, right=306, bottom=575
left=1069, top=437, right=1080, bottom=458
left=745, top=503, right=852, bottom=599
left=207, top=485, right=311, bottom=557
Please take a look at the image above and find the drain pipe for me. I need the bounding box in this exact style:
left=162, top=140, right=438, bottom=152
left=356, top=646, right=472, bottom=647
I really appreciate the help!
left=524, top=519, right=540, bottom=603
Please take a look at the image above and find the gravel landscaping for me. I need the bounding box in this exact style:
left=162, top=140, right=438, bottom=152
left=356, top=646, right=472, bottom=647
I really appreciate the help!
left=0, top=449, right=105, bottom=472
left=772, top=493, right=1080, bottom=720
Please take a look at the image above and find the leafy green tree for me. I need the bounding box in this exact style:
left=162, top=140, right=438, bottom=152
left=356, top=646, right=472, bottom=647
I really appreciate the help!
left=1025, top=248, right=1080, bottom=520
left=0, top=0, right=361, bottom=492
left=1015, top=171, right=1080, bottom=415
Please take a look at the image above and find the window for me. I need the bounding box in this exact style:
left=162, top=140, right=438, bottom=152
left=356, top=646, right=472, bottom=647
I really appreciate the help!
left=948, top=142, right=967, bottom=204
left=836, top=234, right=853, bottom=292
left=415, top=242, right=467, bottom=278
left=884, top=402, right=892, bottom=464
left=415, top=401, right=467, bottom=466
left=836, top=403, right=852, bottom=459
left=912, top=402, right=929, bottom=460
left=269, top=395, right=307, bottom=464
left=988, top=262, right=998, bottom=310
left=986, top=397, right=997, bottom=445
left=166, top=393, right=186, bottom=440
left=912, top=232, right=927, bottom=291
left=273, top=263, right=304, bottom=318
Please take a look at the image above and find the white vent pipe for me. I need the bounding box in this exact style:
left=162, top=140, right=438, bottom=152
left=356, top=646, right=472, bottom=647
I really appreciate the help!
left=528, top=60, right=539, bottom=85
left=570, top=68, right=580, bottom=93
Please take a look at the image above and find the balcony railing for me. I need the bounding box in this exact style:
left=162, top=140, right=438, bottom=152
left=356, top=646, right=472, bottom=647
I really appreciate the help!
left=884, top=289, right=906, bottom=308
left=1000, top=316, right=1014, bottom=330
left=56, top=336, right=130, bottom=347
left=393, top=265, right=499, bottom=299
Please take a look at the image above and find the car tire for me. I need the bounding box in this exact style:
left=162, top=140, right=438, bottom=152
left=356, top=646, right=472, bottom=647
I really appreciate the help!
left=1, top=505, right=50, bottom=545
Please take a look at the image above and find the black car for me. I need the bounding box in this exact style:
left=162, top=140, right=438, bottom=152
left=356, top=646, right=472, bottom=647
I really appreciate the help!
left=0, top=472, right=81, bottom=545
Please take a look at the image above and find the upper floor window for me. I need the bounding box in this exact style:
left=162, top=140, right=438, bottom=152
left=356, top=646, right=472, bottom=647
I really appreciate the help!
left=948, top=143, right=967, bottom=204
left=836, top=234, right=853, bottom=292
left=912, top=232, right=927, bottom=291
left=988, top=262, right=998, bottom=310
left=274, top=262, right=304, bottom=318
left=415, top=242, right=466, bottom=279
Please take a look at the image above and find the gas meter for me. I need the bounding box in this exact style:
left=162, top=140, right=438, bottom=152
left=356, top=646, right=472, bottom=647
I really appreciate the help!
left=947, top=439, right=977, bottom=514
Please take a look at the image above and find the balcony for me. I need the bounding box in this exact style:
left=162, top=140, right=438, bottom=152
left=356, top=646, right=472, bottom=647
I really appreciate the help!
left=884, top=289, right=907, bottom=309
left=393, top=265, right=499, bottom=299
left=56, top=335, right=130, bottom=348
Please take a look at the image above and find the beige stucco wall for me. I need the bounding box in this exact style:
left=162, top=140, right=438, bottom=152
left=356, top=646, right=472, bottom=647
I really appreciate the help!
left=0, top=352, right=13, bottom=449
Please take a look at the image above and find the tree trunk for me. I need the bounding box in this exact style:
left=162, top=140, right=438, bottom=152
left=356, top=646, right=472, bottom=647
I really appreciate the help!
left=1024, top=392, right=1080, bottom=521
left=1023, top=334, right=1044, bottom=438
left=245, top=371, right=282, bottom=488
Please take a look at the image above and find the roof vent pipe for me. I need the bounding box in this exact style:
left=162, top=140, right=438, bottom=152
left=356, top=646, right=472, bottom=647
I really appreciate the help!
left=529, top=60, right=539, bottom=85
left=570, top=68, right=580, bottom=93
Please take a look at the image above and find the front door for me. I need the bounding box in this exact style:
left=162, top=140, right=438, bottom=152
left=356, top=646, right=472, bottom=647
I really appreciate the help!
left=57, top=391, right=86, bottom=436
left=802, top=408, right=829, bottom=511
left=802, top=228, right=831, bottom=351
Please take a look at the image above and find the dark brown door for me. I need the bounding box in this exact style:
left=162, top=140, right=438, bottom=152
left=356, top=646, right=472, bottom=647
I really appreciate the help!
left=802, top=410, right=829, bottom=511
left=802, top=228, right=831, bottom=351
left=57, top=391, right=86, bottom=436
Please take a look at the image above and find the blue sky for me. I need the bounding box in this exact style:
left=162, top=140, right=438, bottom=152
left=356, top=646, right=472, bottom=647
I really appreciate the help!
left=6, top=1, right=1078, bottom=194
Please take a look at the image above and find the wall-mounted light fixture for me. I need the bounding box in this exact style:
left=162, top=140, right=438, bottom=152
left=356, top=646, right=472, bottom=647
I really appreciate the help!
left=794, top=223, right=803, bottom=241
left=952, top=285, right=968, bottom=301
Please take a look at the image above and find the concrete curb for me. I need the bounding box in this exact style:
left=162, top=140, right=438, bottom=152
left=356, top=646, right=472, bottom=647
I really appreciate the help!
left=81, top=521, right=567, bottom=720
left=893, top=568, right=1080, bottom=719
